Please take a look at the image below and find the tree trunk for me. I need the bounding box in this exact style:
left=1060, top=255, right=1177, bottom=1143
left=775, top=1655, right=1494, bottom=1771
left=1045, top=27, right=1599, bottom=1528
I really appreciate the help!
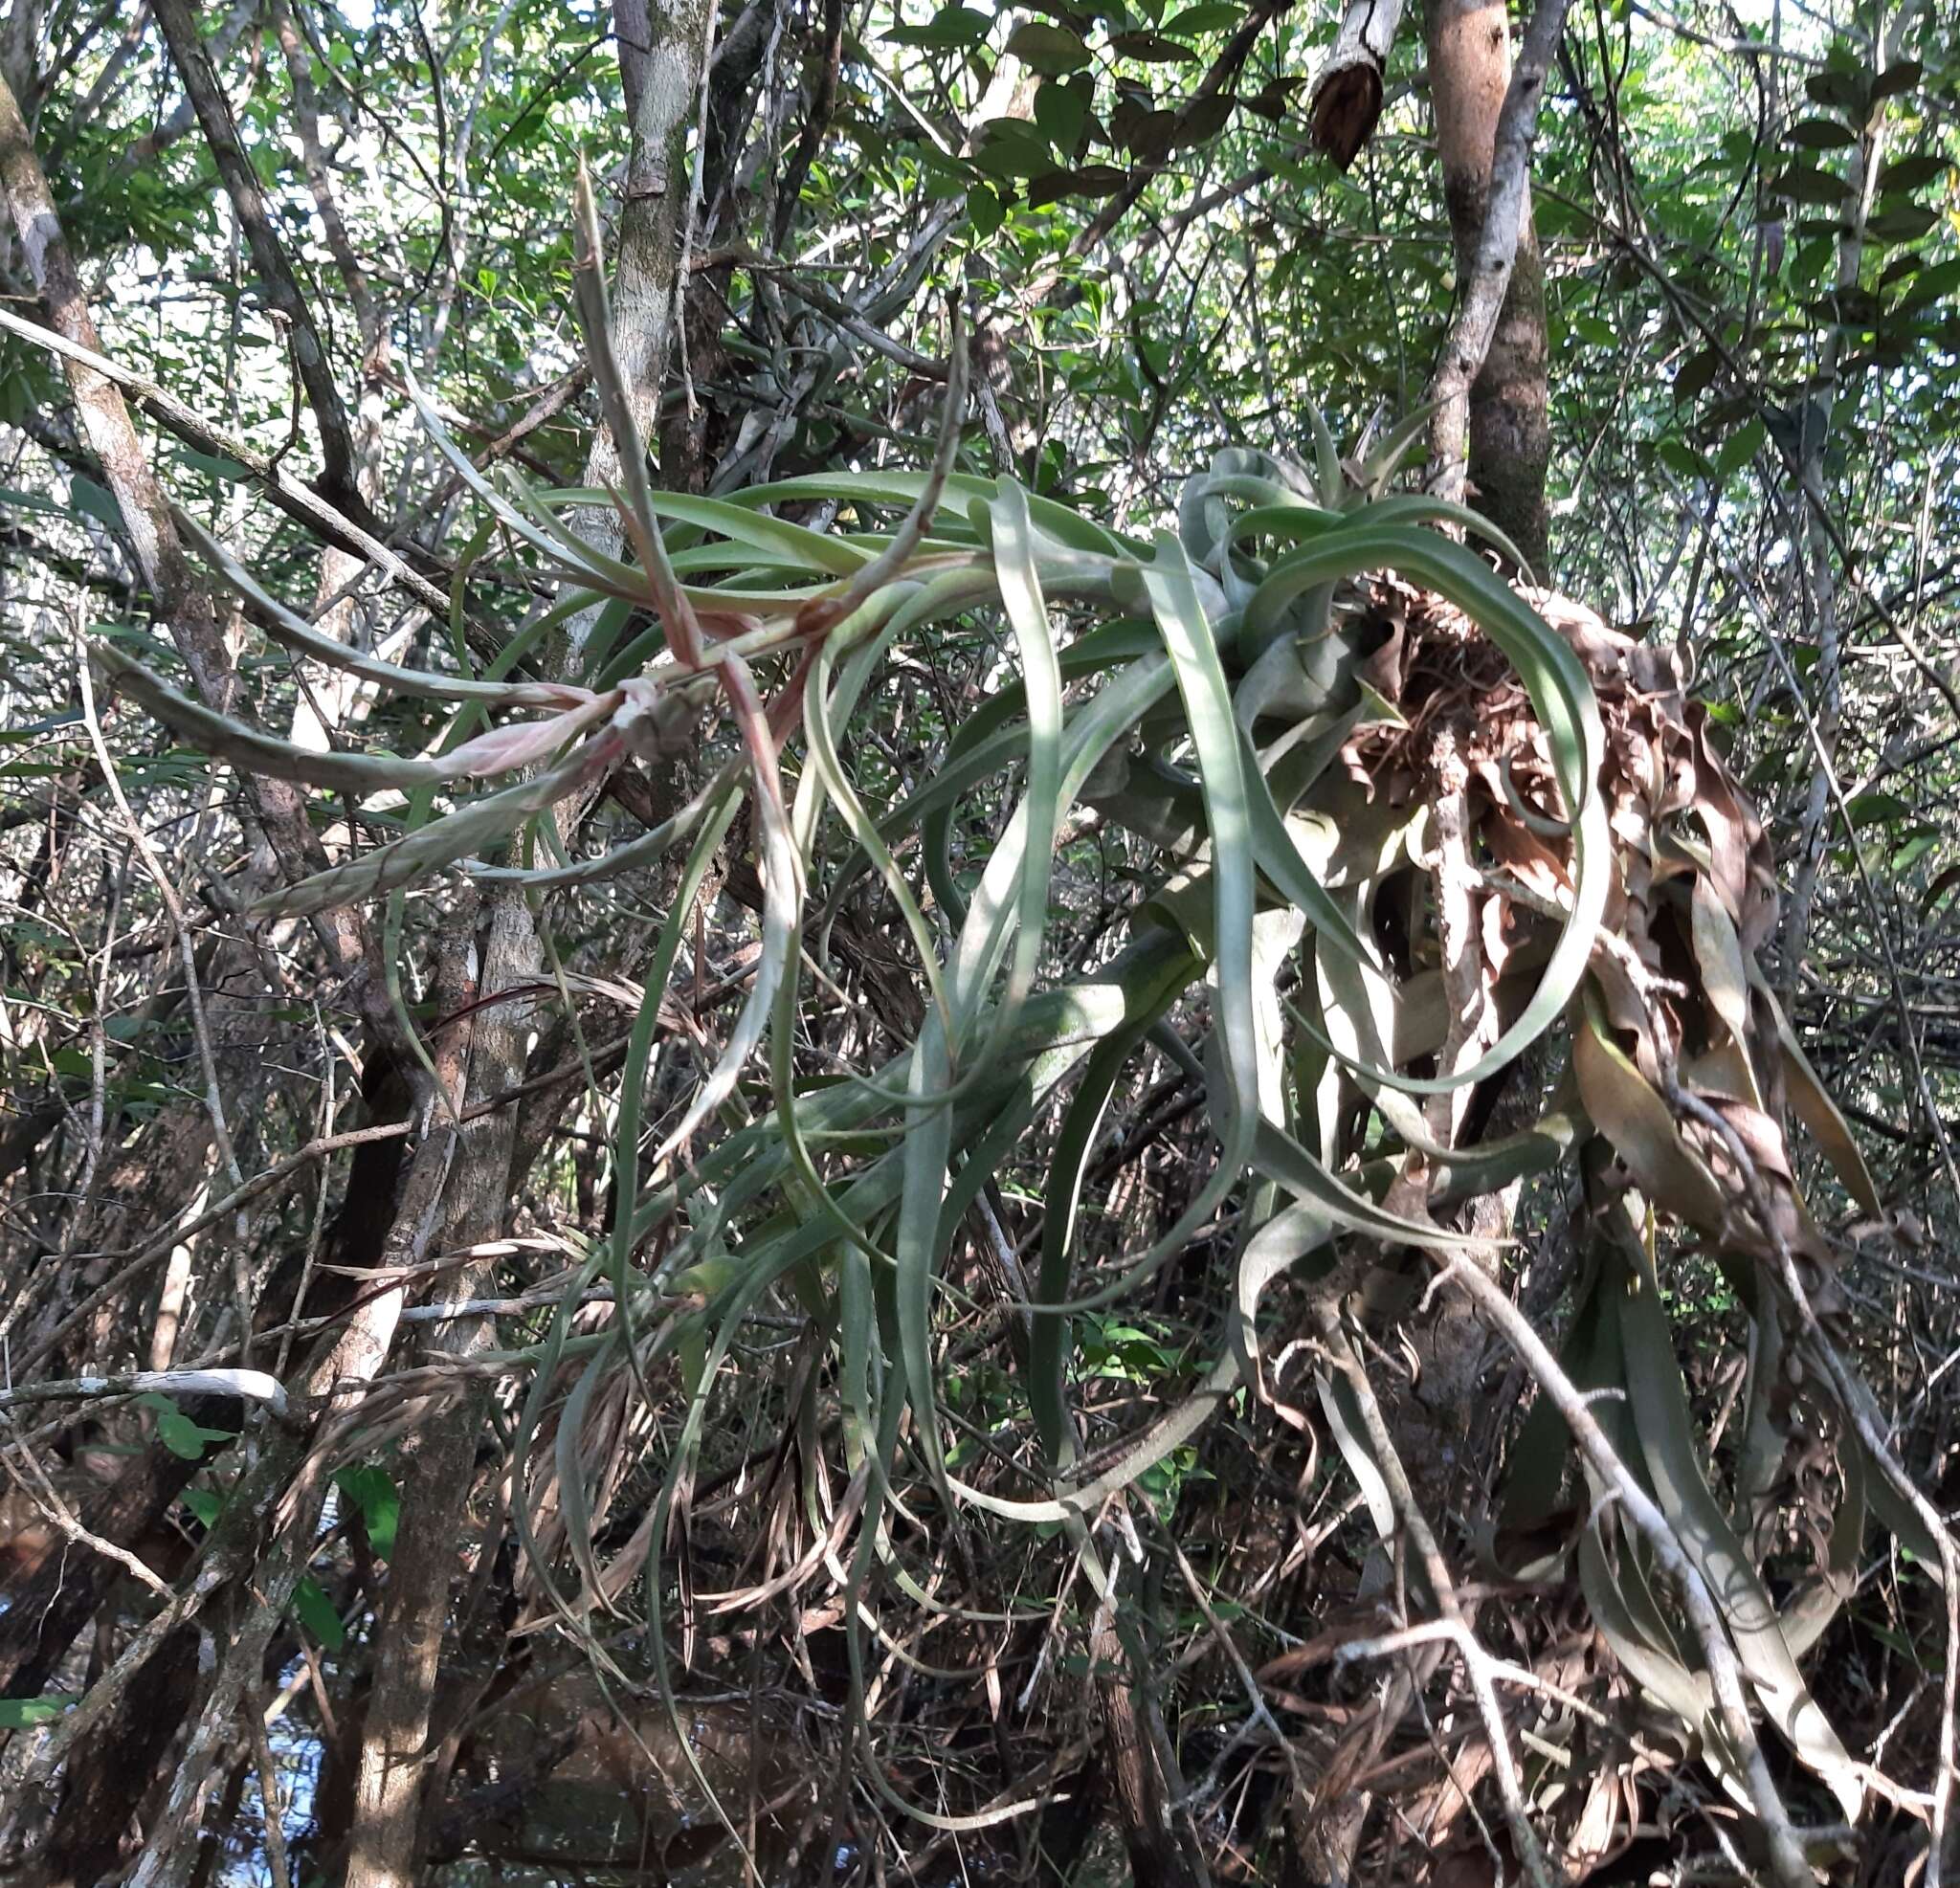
left=1308, top=0, right=1407, bottom=169
left=23, top=1628, right=201, bottom=1888
left=1092, top=1600, right=1208, bottom=1888
left=1424, top=0, right=1552, bottom=571
left=340, top=891, right=532, bottom=1888
left=337, top=4, right=715, bottom=1875
left=562, top=0, right=712, bottom=663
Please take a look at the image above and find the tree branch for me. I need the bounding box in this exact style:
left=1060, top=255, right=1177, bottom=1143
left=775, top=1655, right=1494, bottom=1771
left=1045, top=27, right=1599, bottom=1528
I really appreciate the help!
left=1423, top=0, right=1572, bottom=511
left=150, top=0, right=363, bottom=512
left=1308, top=0, right=1408, bottom=168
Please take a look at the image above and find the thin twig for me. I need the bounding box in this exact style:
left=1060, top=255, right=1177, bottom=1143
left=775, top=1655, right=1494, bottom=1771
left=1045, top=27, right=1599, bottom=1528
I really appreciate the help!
left=76, top=615, right=244, bottom=1199
left=1312, top=1307, right=1561, bottom=1888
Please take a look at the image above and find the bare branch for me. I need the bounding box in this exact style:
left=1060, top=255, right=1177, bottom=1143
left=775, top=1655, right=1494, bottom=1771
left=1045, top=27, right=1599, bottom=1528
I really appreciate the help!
left=149, top=0, right=363, bottom=510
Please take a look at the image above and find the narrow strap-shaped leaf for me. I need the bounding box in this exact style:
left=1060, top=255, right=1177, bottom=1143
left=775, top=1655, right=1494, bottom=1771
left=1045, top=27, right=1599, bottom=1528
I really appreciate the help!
left=648, top=677, right=802, bottom=1165
left=1239, top=726, right=1380, bottom=969
left=175, top=508, right=567, bottom=704
left=467, top=758, right=743, bottom=888
left=1027, top=548, right=1284, bottom=1324
left=1753, top=974, right=1884, bottom=1218
left=815, top=308, right=969, bottom=615
left=730, top=469, right=1143, bottom=559
left=1142, top=533, right=1260, bottom=1141
left=94, top=640, right=450, bottom=795
left=1234, top=1201, right=1336, bottom=1396
left=601, top=486, right=869, bottom=574
left=610, top=788, right=745, bottom=1291
left=916, top=619, right=1161, bottom=930
left=807, top=634, right=953, bottom=1037
left=973, top=483, right=1066, bottom=1031
left=1304, top=400, right=1344, bottom=503
left=1612, top=1214, right=1864, bottom=1819
left=952, top=1352, right=1242, bottom=1523
left=1573, top=990, right=1728, bottom=1231
left=1030, top=982, right=1183, bottom=1471
left=1316, top=1367, right=1399, bottom=1540
left=403, top=364, right=585, bottom=572
left=1248, top=1119, right=1478, bottom=1248
left=894, top=1013, right=958, bottom=1498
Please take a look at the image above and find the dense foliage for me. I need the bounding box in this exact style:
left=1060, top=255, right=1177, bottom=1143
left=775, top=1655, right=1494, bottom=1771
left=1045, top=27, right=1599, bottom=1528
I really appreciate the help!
left=0, top=3, right=1956, bottom=1886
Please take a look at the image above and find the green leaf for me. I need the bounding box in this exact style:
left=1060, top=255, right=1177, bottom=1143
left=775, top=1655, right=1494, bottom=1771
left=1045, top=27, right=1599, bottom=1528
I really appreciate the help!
left=171, top=448, right=252, bottom=482
left=886, top=4, right=991, bottom=47
left=0, top=484, right=68, bottom=518
left=1173, top=94, right=1235, bottom=145
left=1005, top=21, right=1093, bottom=73
left=1769, top=165, right=1852, bottom=207
left=1032, top=988, right=1182, bottom=1468
left=1315, top=1367, right=1398, bottom=1540
left=1655, top=436, right=1710, bottom=478
left=1714, top=416, right=1767, bottom=476
left=1846, top=789, right=1910, bottom=825
left=1867, top=203, right=1939, bottom=242
left=1877, top=154, right=1950, bottom=193
left=1901, top=256, right=1960, bottom=306
left=1035, top=78, right=1090, bottom=153
left=69, top=475, right=121, bottom=528
left=967, top=185, right=1007, bottom=235
left=1869, top=58, right=1922, bottom=100
left=0, top=1697, right=73, bottom=1727
left=972, top=122, right=1058, bottom=181
left=1892, top=831, right=1937, bottom=872
left=136, top=1392, right=236, bottom=1461
left=1802, top=69, right=1867, bottom=114
left=1786, top=117, right=1857, bottom=149
left=175, top=506, right=545, bottom=705
left=1028, top=164, right=1129, bottom=206
left=333, top=1464, right=401, bottom=1558
left=1673, top=345, right=1723, bottom=399
left=290, top=1573, right=345, bottom=1651
left=92, top=639, right=455, bottom=798
left=181, top=1487, right=223, bottom=1527
left=1108, top=29, right=1199, bottom=59
left=1163, top=1, right=1242, bottom=32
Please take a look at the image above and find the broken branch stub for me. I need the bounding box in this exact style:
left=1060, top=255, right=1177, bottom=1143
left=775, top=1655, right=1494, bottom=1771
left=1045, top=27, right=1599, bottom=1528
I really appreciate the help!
left=1308, top=0, right=1407, bottom=169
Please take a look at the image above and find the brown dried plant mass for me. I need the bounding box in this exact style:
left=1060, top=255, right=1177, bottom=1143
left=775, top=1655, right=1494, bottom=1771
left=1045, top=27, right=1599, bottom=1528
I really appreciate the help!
left=1334, top=579, right=1844, bottom=1293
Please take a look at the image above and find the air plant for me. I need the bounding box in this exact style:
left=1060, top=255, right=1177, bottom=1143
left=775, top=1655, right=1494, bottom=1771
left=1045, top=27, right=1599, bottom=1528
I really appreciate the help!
left=95, top=177, right=1953, bottom=1881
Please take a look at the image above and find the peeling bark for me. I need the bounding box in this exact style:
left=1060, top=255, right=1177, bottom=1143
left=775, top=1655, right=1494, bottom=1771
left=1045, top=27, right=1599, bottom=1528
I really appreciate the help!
left=342, top=892, right=536, bottom=1888
left=561, top=0, right=713, bottom=662
left=0, top=57, right=383, bottom=1023
left=120, top=942, right=475, bottom=1888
